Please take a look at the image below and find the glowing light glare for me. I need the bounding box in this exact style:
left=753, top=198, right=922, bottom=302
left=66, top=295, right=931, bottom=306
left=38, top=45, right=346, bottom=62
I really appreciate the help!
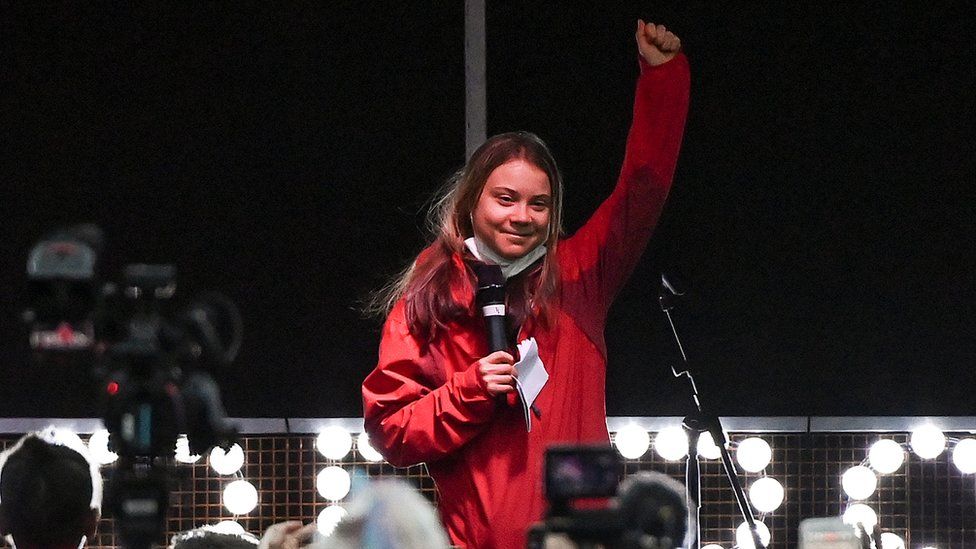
left=842, top=503, right=878, bottom=529
left=842, top=465, right=878, bottom=500
left=210, top=444, right=245, bottom=475
left=316, top=427, right=353, bottom=460
left=749, top=477, right=784, bottom=513
left=879, top=532, right=905, bottom=549
left=356, top=433, right=384, bottom=462
left=317, top=505, right=348, bottom=536
left=87, top=429, right=119, bottom=465
left=697, top=431, right=722, bottom=460
left=910, top=425, right=946, bottom=459
left=222, top=480, right=258, bottom=515
left=654, top=426, right=688, bottom=461
left=701, top=545, right=726, bottom=549
left=212, top=521, right=247, bottom=536
left=735, top=520, right=771, bottom=549
left=951, top=438, right=976, bottom=474
left=868, top=439, right=905, bottom=474
left=174, top=434, right=202, bottom=464
left=316, top=466, right=352, bottom=501
left=614, top=425, right=651, bottom=459
left=736, top=437, right=772, bottom=472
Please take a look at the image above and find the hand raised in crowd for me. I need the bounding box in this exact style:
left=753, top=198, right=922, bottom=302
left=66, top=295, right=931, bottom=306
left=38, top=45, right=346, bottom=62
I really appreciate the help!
left=476, top=351, right=518, bottom=396
left=636, top=19, right=681, bottom=66
left=257, top=521, right=318, bottom=549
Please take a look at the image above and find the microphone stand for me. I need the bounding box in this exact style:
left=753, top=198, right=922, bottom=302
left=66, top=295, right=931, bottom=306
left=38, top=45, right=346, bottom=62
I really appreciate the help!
left=659, top=276, right=766, bottom=549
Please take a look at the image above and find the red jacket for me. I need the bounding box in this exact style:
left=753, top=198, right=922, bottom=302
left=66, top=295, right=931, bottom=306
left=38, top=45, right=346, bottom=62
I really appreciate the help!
left=363, top=54, right=690, bottom=548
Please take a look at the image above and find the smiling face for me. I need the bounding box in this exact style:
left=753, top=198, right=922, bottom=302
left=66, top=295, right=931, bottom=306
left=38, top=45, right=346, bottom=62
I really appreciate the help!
left=471, top=159, right=552, bottom=261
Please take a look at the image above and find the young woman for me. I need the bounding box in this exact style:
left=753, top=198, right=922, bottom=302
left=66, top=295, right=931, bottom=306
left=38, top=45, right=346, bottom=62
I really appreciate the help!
left=363, top=20, right=690, bottom=548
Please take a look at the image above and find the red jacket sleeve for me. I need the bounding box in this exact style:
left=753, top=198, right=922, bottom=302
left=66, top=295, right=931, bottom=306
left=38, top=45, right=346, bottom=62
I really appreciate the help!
left=559, top=53, right=691, bottom=336
left=362, top=301, right=497, bottom=467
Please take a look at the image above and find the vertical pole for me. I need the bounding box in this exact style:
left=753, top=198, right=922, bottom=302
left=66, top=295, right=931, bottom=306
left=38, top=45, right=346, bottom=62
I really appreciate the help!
left=464, top=0, right=486, bottom=159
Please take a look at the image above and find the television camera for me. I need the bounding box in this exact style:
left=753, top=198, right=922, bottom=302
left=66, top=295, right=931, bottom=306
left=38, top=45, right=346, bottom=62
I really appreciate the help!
left=22, top=224, right=240, bottom=548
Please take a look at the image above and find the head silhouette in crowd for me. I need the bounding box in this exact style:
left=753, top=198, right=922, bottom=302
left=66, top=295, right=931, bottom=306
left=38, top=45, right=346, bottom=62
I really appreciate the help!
left=0, top=428, right=103, bottom=549
left=171, top=524, right=260, bottom=549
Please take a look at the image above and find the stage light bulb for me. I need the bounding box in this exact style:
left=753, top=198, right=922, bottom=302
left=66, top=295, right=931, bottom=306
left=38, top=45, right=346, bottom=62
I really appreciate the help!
left=223, top=480, right=258, bottom=515
left=212, top=521, right=247, bottom=536
left=910, top=425, right=945, bottom=459
left=356, top=432, right=384, bottom=462
left=210, top=444, right=245, bottom=475
left=736, top=437, right=772, bottom=472
left=316, top=466, right=351, bottom=501
left=868, top=439, right=904, bottom=474
left=654, top=426, right=688, bottom=461
left=615, top=424, right=651, bottom=459
left=842, top=465, right=877, bottom=500
left=749, top=477, right=784, bottom=513
left=735, top=520, right=770, bottom=549
left=949, top=438, right=976, bottom=474
left=87, top=429, right=118, bottom=465
left=697, top=431, right=722, bottom=460
left=879, top=532, right=905, bottom=549
left=317, top=505, right=348, bottom=536
left=316, top=426, right=352, bottom=460
left=842, top=503, right=878, bottom=529
left=174, top=434, right=202, bottom=464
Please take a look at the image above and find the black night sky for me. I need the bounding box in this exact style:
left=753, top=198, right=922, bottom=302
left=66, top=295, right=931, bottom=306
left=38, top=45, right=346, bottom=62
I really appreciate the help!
left=1, top=3, right=973, bottom=419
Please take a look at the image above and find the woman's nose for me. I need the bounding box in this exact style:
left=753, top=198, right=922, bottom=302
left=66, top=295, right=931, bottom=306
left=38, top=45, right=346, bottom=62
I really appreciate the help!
left=510, top=203, right=531, bottom=223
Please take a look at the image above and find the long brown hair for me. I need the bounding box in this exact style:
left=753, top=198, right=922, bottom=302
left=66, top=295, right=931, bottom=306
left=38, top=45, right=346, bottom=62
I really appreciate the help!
left=370, top=132, right=564, bottom=342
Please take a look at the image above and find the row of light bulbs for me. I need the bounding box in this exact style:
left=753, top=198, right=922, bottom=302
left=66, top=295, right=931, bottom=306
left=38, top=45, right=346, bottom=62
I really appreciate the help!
left=81, top=423, right=970, bottom=546
left=837, top=425, right=976, bottom=549
left=84, top=427, right=385, bottom=534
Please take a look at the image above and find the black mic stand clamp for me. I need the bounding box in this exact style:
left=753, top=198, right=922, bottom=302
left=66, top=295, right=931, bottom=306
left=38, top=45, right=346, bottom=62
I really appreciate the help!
left=659, top=275, right=766, bottom=549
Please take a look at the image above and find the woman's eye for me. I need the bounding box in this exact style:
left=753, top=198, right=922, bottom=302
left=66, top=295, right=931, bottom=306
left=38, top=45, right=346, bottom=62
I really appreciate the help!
left=498, top=195, right=514, bottom=204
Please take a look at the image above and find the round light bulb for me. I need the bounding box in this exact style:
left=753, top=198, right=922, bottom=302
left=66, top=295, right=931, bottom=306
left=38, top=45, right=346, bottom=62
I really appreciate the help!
left=316, top=427, right=353, bottom=460
left=356, top=432, right=384, bottom=462
left=737, top=437, right=772, bottom=472
left=701, top=545, right=725, bottom=549
left=654, top=426, right=688, bottom=461
left=174, top=434, right=202, bottom=464
left=317, top=505, right=348, bottom=536
left=210, top=444, right=245, bottom=475
left=842, top=465, right=878, bottom=500
left=615, top=424, right=651, bottom=459
left=211, top=521, right=247, bottom=536
left=697, top=431, right=722, bottom=460
left=749, top=477, right=784, bottom=513
left=223, top=480, right=258, bottom=515
left=87, top=429, right=118, bottom=465
left=951, top=438, right=976, bottom=474
left=316, top=466, right=352, bottom=501
left=879, top=532, right=905, bottom=549
left=868, top=439, right=904, bottom=474
left=735, top=520, right=771, bottom=549
left=843, top=503, right=878, bottom=529
left=910, top=425, right=946, bottom=459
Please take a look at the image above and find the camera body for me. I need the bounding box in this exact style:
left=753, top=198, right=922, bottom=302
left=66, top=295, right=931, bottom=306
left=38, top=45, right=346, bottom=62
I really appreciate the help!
left=530, top=446, right=688, bottom=549
left=24, top=225, right=240, bottom=548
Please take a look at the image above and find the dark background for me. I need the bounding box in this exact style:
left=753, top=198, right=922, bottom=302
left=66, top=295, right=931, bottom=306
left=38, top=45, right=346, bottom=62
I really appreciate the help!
left=1, top=3, right=973, bottom=419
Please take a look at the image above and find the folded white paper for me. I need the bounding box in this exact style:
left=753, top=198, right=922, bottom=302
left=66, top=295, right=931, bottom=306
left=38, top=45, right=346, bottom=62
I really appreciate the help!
left=514, top=337, right=548, bottom=431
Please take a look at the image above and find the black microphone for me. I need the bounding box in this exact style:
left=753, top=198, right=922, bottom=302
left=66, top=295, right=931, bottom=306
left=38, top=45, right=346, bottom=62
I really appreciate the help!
left=473, top=263, right=508, bottom=353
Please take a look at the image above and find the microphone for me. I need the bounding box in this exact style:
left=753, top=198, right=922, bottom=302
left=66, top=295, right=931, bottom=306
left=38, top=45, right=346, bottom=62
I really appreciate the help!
left=472, top=263, right=508, bottom=353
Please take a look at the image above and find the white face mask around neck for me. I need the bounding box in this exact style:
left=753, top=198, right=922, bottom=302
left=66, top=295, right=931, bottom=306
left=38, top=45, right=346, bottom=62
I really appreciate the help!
left=464, top=237, right=546, bottom=279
